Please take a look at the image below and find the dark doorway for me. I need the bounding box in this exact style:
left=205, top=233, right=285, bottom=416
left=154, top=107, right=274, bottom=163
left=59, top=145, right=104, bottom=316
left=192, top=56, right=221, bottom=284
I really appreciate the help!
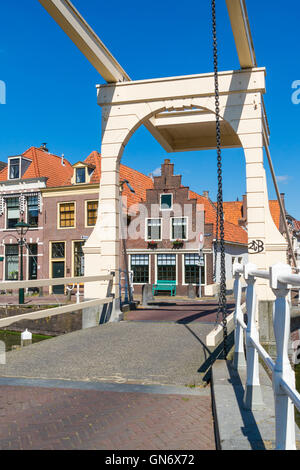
left=52, top=261, right=65, bottom=294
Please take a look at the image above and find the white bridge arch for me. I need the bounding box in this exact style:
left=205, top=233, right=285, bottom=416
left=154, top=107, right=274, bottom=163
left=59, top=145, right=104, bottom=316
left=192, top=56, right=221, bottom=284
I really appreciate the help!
left=83, top=69, right=287, bottom=317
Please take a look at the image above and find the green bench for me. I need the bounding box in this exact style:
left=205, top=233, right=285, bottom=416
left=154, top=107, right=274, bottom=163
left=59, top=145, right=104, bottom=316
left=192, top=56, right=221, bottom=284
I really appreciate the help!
left=152, top=280, right=176, bottom=296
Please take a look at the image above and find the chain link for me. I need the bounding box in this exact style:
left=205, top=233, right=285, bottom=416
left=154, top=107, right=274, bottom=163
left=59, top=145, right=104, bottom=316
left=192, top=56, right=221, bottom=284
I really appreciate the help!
left=212, top=0, right=228, bottom=358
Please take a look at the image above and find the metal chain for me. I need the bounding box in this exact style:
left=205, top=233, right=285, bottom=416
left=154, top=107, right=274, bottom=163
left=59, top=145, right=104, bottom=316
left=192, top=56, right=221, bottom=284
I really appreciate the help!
left=212, top=0, right=228, bottom=358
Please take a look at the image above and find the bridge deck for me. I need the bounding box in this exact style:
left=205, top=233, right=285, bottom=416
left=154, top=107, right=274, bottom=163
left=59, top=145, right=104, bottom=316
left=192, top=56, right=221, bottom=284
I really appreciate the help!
left=0, top=301, right=224, bottom=450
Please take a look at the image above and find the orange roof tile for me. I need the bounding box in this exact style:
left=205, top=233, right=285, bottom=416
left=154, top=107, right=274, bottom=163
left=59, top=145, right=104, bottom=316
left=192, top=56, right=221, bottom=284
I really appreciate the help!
left=268, top=200, right=281, bottom=230
left=188, top=191, right=248, bottom=245
left=222, top=201, right=243, bottom=226
left=0, top=147, right=73, bottom=188
left=81, top=151, right=154, bottom=208
left=0, top=148, right=153, bottom=207
left=221, top=199, right=281, bottom=230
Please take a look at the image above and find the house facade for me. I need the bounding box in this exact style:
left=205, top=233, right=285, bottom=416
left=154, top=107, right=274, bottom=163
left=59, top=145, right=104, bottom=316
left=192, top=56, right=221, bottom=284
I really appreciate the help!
left=0, top=146, right=73, bottom=284
left=126, top=159, right=249, bottom=296
left=0, top=146, right=285, bottom=298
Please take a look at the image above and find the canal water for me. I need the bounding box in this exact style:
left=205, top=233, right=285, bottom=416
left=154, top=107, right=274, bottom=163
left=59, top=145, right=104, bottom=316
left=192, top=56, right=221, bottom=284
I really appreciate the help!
left=0, top=330, right=52, bottom=351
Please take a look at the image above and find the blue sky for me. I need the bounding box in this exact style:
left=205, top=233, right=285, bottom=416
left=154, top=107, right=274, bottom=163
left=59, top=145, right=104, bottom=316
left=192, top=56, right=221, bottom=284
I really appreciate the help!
left=0, top=1, right=300, bottom=217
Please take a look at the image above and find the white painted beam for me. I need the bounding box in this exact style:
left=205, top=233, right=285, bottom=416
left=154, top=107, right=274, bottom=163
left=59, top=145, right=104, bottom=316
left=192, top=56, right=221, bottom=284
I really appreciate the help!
left=38, top=0, right=130, bottom=82
left=226, top=0, right=257, bottom=69
left=97, top=69, right=266, bottom=105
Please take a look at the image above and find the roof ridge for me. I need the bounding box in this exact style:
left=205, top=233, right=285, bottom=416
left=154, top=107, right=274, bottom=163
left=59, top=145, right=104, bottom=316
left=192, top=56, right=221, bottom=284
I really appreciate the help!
left=31, top=147, right=40, bottom=178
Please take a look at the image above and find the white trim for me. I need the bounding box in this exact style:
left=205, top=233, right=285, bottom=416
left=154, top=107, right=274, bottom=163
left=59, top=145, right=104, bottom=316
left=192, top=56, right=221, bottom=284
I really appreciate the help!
left=170, top=216, right=188, bottom=241
left=130, top=253, right=151, bottom=285
left=182, top=252, right=207, bottom=286
left=155, top=253, right=178, bottom=285
left=145, top=217, right=162, bottom=242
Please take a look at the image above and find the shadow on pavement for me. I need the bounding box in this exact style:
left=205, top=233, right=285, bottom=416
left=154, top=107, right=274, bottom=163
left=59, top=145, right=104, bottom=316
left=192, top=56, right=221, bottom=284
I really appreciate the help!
left=225, top=361, right=266, bottom=450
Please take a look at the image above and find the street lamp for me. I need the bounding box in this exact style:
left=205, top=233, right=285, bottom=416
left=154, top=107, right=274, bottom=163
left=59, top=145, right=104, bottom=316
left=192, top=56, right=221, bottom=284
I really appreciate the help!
left=15, top=219, right=30, bottom=304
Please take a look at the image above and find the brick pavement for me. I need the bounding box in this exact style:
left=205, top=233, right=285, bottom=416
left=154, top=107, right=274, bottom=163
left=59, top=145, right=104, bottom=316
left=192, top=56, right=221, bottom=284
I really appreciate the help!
left=126, top=300, right=235, bottom=323
left=0, top=384, right=215, bottom=450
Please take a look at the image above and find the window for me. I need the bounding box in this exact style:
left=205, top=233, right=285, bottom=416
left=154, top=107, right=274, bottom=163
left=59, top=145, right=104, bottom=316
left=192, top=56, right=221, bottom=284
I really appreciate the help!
left=52, top=242, right=65, bottom=259
left=131, top=254, right=149, bottom=284
left=27, top=195, right=39, bottom=227
left=160, top=194, right=173, bottom=210
left=28, top=244, right=38, bottom=282
left=5, top=244, right=19, bottom=280
left=184, top=254, right=205, bottom=285
left=76, top=167, right=86, bottom=184
left=59, top=203, right=75, bottom=228
left=157, top=254, right=176, bottom=281
left=86, top=201, right=98, bottom=226
left=147, top=218, right=161, bottom=240
left=171, top=217, right=187, bottom=240
left=9, top=158, right=20, bottom=179
left=6, top=197, right=20, bottom=229
left=74, top=241, right=85, bottom=276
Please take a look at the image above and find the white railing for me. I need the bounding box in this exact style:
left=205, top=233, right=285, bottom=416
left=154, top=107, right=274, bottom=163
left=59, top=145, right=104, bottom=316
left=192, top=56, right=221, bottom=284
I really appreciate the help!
left=233, top=262, right=300, bottom=450
left=0, top=273, right=115, bottom=328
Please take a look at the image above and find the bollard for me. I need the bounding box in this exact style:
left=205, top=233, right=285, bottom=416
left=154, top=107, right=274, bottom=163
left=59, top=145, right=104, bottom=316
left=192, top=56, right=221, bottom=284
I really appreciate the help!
left=21, top=329, right=32, bottom=347
left=187, top=284, right=196, bottom=299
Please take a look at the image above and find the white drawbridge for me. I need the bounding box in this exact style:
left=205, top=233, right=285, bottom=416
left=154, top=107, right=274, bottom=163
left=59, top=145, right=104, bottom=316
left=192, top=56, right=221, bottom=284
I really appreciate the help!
left=38, top=0, right=290, bottom=318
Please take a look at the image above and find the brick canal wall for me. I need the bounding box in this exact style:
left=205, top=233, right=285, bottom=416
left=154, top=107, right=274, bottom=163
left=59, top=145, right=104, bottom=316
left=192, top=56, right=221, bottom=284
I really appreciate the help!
left=0, top=306, right=82, bottom=336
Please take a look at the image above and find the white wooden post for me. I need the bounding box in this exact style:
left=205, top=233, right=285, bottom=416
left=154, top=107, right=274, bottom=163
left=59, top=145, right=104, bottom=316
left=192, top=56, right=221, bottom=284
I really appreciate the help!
left=243, top=263, right=264, bottom=410
left=270, top=263, right=296, bottom=450
left=233, top=264, right=246, bottom=370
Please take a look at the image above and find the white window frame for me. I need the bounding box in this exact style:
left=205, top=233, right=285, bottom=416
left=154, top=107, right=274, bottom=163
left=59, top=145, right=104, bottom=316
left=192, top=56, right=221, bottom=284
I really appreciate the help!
left=170, top=217, right=188, bottom=241
left=155, top=253, right=178, bottom=285
left=8, top=157, right=21, bottom=180
left=182, top=252, right=206, bottom=286
left=145, top=217, right=162, bottom=241
left=160, top=193, right=173, bottom=211
left=130, top=254, right=150, bottom=285
left=5, top=196, right=20, bottom=229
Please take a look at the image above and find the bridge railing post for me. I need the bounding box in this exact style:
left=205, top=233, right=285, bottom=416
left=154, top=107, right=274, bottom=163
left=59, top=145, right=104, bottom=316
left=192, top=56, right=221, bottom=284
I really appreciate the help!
left=270, top=263, right=296, bottom=450
left=233, top=264, right=246, bottom=371
left=243, top=263, right=264, bottom=410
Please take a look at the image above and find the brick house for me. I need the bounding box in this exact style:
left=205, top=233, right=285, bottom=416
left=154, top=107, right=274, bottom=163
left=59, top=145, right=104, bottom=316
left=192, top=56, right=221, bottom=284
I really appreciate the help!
left=0, top=146, right=152, bottom=292
left=126, top=159, right=249, bottom=296
left=0, top=146, right=73, bottom=284
left=0, top=146, right=285, bottom=298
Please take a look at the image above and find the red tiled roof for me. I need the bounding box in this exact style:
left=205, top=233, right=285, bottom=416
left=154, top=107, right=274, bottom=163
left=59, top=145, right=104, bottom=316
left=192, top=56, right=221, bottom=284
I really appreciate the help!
left=221, top=199, right=281, bottom=230
left=0, top=147, right=154, bottom=207
left=82, top=151, right=154, bottom=208
left=268, top=200, right=281, bottom=230
left=222, top=201, right=243, bottom=226
left=189, top=191, right=248, bottom=245
left=0, top=147, right=73, bottom=187
left=294, top=220, right=300, bottom=231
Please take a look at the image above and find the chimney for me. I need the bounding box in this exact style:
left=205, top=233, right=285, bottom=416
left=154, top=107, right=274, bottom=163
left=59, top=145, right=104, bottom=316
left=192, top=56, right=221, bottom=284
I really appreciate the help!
left=61, top=154, right=65, bottom=166
left=203, top=190, right=209, bottom=198
left=280, top=193, right=286, bottom=209
left=40, top=143, right=48, bottom=152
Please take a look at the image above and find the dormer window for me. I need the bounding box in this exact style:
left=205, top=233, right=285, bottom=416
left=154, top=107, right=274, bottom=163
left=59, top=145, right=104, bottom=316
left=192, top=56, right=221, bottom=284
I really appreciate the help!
left=9, top=158, right=20, bottom=179
left=76, top=167, right=86, bottom=184
left=71, top=162, right=95, bottom=185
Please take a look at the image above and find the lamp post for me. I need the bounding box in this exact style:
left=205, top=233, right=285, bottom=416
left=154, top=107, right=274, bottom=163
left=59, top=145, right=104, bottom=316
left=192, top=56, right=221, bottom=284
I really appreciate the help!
left=15, top=219, right=30, bottom=304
